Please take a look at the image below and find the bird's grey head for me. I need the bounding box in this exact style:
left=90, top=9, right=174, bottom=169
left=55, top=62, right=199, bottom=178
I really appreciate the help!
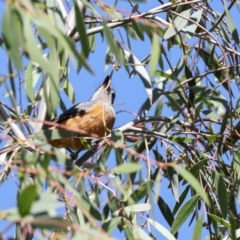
left=90, top=75, right=115, bottom=105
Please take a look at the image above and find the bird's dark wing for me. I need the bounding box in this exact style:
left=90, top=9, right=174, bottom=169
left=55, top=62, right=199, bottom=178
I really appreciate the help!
left=52, top=101, right=95, bottom=123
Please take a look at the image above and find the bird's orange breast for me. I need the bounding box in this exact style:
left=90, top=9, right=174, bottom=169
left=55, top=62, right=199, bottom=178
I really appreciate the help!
left=48, top=103, right=115, bottom=150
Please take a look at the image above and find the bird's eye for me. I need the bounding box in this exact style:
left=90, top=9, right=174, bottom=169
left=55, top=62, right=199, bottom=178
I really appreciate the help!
left=111, top=89, right=116, bottom=104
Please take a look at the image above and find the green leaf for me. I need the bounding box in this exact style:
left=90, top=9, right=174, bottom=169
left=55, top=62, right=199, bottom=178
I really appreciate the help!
left=125, top=25, right=138, bottom=40
left=132, top=223, right=152, bottom=240
left=49, top=43, right=59, bottom=113
left=32, top=129, right=79, bottom=141
left=137, top=83, right=163, bottom=116
left=46, top=0, right=65, bottom=32
left=168, top=167, right=179, bottom=202
left=194, top=47, right=233, bottom=91
left=24, top=8, right=93, bottom=73
left=171, top=195, right=199, bottom=235
left=215, top=171, right=228, bottom=219
left=18, top=184, right=38, bottom=217
left=132, top=21, right=144, bottom=41
left=111, top=130, right=124, bottom=148
left=129, top=181, right=154, bottom=202
left=148, top=218, right=176, bottom=240
left=2, top=8, right=23, bottom=70
left=190, top=86, right=228, bottom=109
left=102, top=21, right=124, bottom=63
left=192, top=215, right=203, bottom=240
left=23, top=18, right=49, bottom=75
left=190, top=159, right=208, bottom=176
left=186, top=10, right=203, bottom=35
left=229, top=212, right=237, bottom=240
left=31, top=189, right=61, bottom=216
left=164, top=9, right=191, bottom=40
left=74, top=1, right=90, bottom=58
left=169, top=136, right=193, bottom=143
left=25, top=63, right=34, bottom=101
left=102, top=217, right=121, bottom=233
left=171, top=164, right=210, bottom=205
left=124, top=203, right=151, bottom=212
left=225, top=5, right=239, bottom=44
left=113, top=163, right=142, bottom=174
left=157, top=196, right=174, bottom=227
left=209, top=213, right=231, bottom=228
left=63, top=78, right=76, bottom=103
left=149, top=33, right=160, bottom=76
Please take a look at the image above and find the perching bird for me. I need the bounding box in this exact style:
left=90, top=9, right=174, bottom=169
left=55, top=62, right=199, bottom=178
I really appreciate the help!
left=48, top=75, right=116, bottom=152
left=0, top=75, right=116, bottom=158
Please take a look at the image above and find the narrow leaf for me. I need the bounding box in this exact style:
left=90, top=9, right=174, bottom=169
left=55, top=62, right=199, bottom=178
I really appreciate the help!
left=192, top=215, right=203, bottom=240
left=225, top=5, right=239, bottom=44
left=157, top=196, right=174, bottom=227
left=129, top=181, right=154, bottom=202
left=164, top=9, right=191, bottom=40
left=113, top=163, right=142, bottom=174
left=172, top=165, right=210, bottom=205
left=171, top=195, right=199, bottom=235
left=124, top=203, right=151, bottom=212
left=18, top=184, right=38, bottom=217
left=74, top=1, right=90, bottom=57
left=215, top=172, right=228, bottom=219
left=149, top=33, right=160, bottom=76
left=148, top=218, right=176, bottom=240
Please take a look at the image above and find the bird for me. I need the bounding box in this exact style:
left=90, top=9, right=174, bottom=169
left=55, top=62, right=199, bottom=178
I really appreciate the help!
left=48, top=75, right=116, bottom=152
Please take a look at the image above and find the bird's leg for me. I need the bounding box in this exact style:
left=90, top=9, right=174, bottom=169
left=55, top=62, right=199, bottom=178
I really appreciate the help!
left=67, top=148, right=79, bottom=161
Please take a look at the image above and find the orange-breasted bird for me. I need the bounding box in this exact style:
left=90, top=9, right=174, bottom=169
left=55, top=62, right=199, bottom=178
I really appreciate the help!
left=0, top=75, right=115, bottom=156
left=48, top=75, right=116, bottom=151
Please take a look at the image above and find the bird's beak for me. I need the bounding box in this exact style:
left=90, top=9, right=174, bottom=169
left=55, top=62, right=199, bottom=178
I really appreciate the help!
left=102, top=74, right=112, bottom=88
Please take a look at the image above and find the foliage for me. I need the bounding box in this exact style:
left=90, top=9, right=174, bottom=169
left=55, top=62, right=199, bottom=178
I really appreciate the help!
left=1, top=0, right=240, bottom=239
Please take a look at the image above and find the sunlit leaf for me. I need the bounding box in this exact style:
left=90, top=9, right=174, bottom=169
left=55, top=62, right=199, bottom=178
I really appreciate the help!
left=113, top=163, right=142, bottom=174
left=192, top=215, right=203, bottom=240
left=171, top=165, right=210, bottom=205
left=148, top=218, right=176, bottom=240
left=164, top=9, right=191, bottom=40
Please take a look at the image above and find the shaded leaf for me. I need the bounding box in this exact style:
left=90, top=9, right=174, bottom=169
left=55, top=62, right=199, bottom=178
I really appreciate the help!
left=111, top=130, right=124, bottom=148
left=225, top=5, right=239, bottom=44
left=129, top=181, right=154, bottom=202
left=215, top=171, right=228, bottom=219
left=157, top=196, right=174, bottom=227
left=18, top=184, right=38, bottom=217
left=171, top=195, right=199, bottom=235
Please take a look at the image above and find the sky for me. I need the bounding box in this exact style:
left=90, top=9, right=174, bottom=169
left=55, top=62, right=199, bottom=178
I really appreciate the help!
left=0, top=0, right=240, bottom=239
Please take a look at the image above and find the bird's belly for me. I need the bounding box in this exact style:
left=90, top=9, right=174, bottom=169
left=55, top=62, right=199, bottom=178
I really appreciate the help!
left=48, top=104, right=115, bottom=150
